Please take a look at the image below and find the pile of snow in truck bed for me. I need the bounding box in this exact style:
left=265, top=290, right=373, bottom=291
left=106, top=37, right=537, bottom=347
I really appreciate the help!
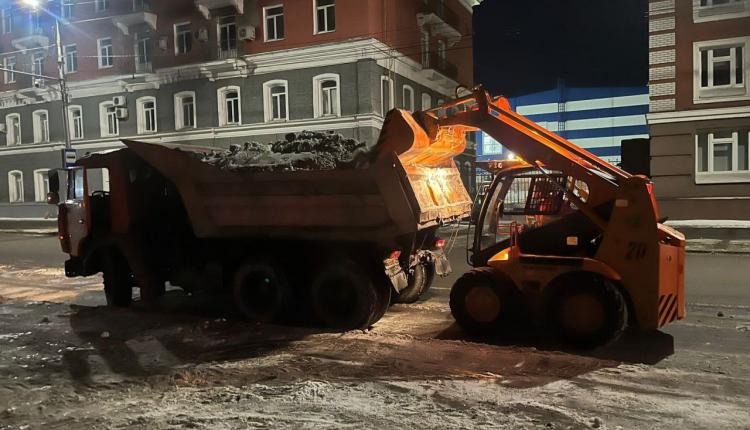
left=201, top=131, right=372, bottom=171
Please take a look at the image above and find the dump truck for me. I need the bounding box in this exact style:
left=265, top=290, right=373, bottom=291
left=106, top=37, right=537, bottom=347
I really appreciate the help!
left=48, top=109, right=472, bottom=329
left=426, top=88, right=685, bottom=348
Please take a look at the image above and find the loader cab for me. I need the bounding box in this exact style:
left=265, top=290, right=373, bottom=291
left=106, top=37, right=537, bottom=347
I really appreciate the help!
left=469, top=164, right=595, bottom=267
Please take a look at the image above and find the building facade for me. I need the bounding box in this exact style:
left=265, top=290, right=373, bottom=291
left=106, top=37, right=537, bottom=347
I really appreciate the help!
left=0, top=0, right=477, bottom=220
left=475, top=83, right=649, bottom=184
left=648, top=0, right=750, bottom=220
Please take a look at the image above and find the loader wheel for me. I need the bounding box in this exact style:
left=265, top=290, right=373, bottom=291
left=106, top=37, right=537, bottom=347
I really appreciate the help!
left=449, top=267, right=521, bottom=333
left=549, top=276, right=628, bottom=349
left=393, top=263, right=427, bottom=304
left=102, top=251, right=133, bottom=307
left=233, top=261, right=290, bottom=323
left=311, top=259, right=390, bottom=330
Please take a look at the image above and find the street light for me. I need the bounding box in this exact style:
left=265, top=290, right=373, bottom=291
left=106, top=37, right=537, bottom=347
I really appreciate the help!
left=17, top=0, right=72, bottom=150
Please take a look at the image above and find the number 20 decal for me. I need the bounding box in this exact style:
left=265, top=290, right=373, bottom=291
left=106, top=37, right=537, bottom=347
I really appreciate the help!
left=626, top=241, right=647, bottom=260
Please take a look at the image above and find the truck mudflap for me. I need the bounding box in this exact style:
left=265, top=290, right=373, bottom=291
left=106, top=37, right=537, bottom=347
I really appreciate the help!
left=384, top=258, right=408, bottom=293
left=430, top=249, right=452, bottom=277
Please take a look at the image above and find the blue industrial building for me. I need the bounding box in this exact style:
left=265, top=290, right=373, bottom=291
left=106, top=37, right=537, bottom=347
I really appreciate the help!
left=476, top=82, right=649, bottom=169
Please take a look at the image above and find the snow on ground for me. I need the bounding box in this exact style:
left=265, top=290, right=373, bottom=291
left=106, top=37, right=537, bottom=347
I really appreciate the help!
left=0, top=265, right=749, bottom=429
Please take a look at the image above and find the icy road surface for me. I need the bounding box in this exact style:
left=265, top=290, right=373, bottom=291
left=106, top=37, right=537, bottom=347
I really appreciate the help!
left=0, top=241, right=749, bottom=429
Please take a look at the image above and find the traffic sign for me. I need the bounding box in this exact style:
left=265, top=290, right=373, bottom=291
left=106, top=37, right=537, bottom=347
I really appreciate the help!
left=62, top=148, right=76, bottom=168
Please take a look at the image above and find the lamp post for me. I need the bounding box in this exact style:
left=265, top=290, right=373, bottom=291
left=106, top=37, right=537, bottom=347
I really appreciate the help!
left=21, top=0, right=72, bottom=149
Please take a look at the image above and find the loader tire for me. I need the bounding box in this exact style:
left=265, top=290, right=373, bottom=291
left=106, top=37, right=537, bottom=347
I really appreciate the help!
left=548, top=275, right=628, bottom=349
left=449, top=267, right=521, bottom=333
left=393, top=263, right=427, bottom=304
left=102, top=251, right=133, bottom=308
left=233, top=261, right=291, bottom=323
left=311, top=259, right=390, bottom=330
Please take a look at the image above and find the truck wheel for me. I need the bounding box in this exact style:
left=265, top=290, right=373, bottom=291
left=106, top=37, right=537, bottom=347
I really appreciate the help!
left=233, top=261, right=290, bottom=323
left=393, top=263, right=427, bottom=304
left=422, top=261, right=436, bottom=293
left=548, top=276, right=628, bottom=349
left=449, top=267, right=521, bottom=333
left=311, top=259, right=390, bottom=329
left=102, top=252, right=133, bottom=307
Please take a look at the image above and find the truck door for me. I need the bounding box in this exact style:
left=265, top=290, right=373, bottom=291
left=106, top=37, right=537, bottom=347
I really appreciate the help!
left=63, top=167, right=90, bottom=257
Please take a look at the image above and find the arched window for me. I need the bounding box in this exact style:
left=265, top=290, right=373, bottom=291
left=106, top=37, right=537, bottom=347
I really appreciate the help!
left=32, top=110, right=49, bottom=143
left=68, top=105, right=84, bottom=140
left=7, top=170, right=23, bottom=203
left=5, top=113, right=21, bottom=146
left=402, top=85, right=415, bottom=112
left=136, top=96, right=157, bottom=134
left=313, top=73, right=340, bottom=118
left=174, top=91, right=196, bottom=130
left=33, top=168, right=49, bottom=202
left=421, top=93, right=432, bottom=111
left=99, top=101, right=119, bottom=137
left=217, top=86, right=241, bottom=126
left=380, top=76, right=394, bottom=117
left=263, top=79, right=289, bottom=122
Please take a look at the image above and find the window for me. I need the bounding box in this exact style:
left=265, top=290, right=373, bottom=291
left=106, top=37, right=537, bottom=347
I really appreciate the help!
left=315, top=0, right=335, bottom=33
left=218, top=86, right=241, bottom=126
left=422, top=93, right=432, bottom=110
left=62, top=0, right=73, bottom=19
left=482, top=133, right=504, bottom=155
left=175, top=22, right=192, bottom=54
left=313, top=74, right=340, bottom=118
left=135, top=35, right=151, bottom=72
left=33, top=110, right=49, bottom=143
left=380, top=76, right=394, bottom=116
left=695, top=0, right=749, bottom=22
left=8, top=171, right=23, bottom=203
left=95, top=0, right=109, bottom=12
left=30, top=12, right=42, bottom=34
left=264, top=5, right=284, bottom=41
left=68, top=106, right=83, bottom=140
left=32, top=51, right=44, bottom=84
left=3, top=56, right=15, bottom=84
left=98, top=37, right=113, bottom=68
left=421, top=29, right=430, bottom=66
left=402, top=85, right=415, bottom=112
left=694, top=38, right=749, bottom=102
left=5, top=114, right=21, bottom=146
left=136, top=97, right=157, bottom=134
left=33, top=169, right=49, bottom=202
left=263, top=80, right=289, bottom=122
left=219, top=16, right=237, bottom=55
left=174, top=91, right=196, bottom=130
left=99, top=101, right=119, bottom=137
left=64, top=44, right=77, bottom=74
left=696, top=129, right=750, bottom=183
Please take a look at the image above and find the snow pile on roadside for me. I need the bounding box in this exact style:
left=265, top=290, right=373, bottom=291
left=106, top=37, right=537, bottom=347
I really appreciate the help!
left=201, top=131, right=372, bottom=171
left=666, top=219, right=750, bottom=229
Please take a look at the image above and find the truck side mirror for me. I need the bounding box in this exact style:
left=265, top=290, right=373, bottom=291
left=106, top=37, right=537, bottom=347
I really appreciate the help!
left=46, top=192, right=59, bottom=205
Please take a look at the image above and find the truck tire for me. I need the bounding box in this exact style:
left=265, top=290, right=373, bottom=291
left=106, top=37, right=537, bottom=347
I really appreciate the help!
left=233, top=261, right=290, bottom=323
left=393, top=263, right=427, bottom=304
left=422, top=261, right=436, bottom=293
left=449, top=267, right=521, bottom=333
left=102, top=252, right=133, bottom=307
left=311, top=259, right=390, bottom=330
left=548, top=275, right=628, bottom=349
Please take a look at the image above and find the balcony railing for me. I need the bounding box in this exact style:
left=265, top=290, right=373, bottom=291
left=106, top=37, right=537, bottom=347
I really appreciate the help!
left=422, top=0, right=461, bottom=32
left=218, top=48, right=238, bottom=60
left=135, top=61, right=153, bottom=74
left=423, top=52, right=458, bottom=81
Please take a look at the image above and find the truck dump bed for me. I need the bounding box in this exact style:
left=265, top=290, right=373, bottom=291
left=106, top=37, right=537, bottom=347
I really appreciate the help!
left=120, top=110, right=471, bottom=245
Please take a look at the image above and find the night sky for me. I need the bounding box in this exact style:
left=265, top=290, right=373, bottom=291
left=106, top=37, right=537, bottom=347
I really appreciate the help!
left=473, top=0, right=649, bottom=97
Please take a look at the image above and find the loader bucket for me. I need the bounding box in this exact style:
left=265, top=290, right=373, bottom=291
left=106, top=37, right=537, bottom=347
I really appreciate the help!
left=377, top=109, right=473, bottom=224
